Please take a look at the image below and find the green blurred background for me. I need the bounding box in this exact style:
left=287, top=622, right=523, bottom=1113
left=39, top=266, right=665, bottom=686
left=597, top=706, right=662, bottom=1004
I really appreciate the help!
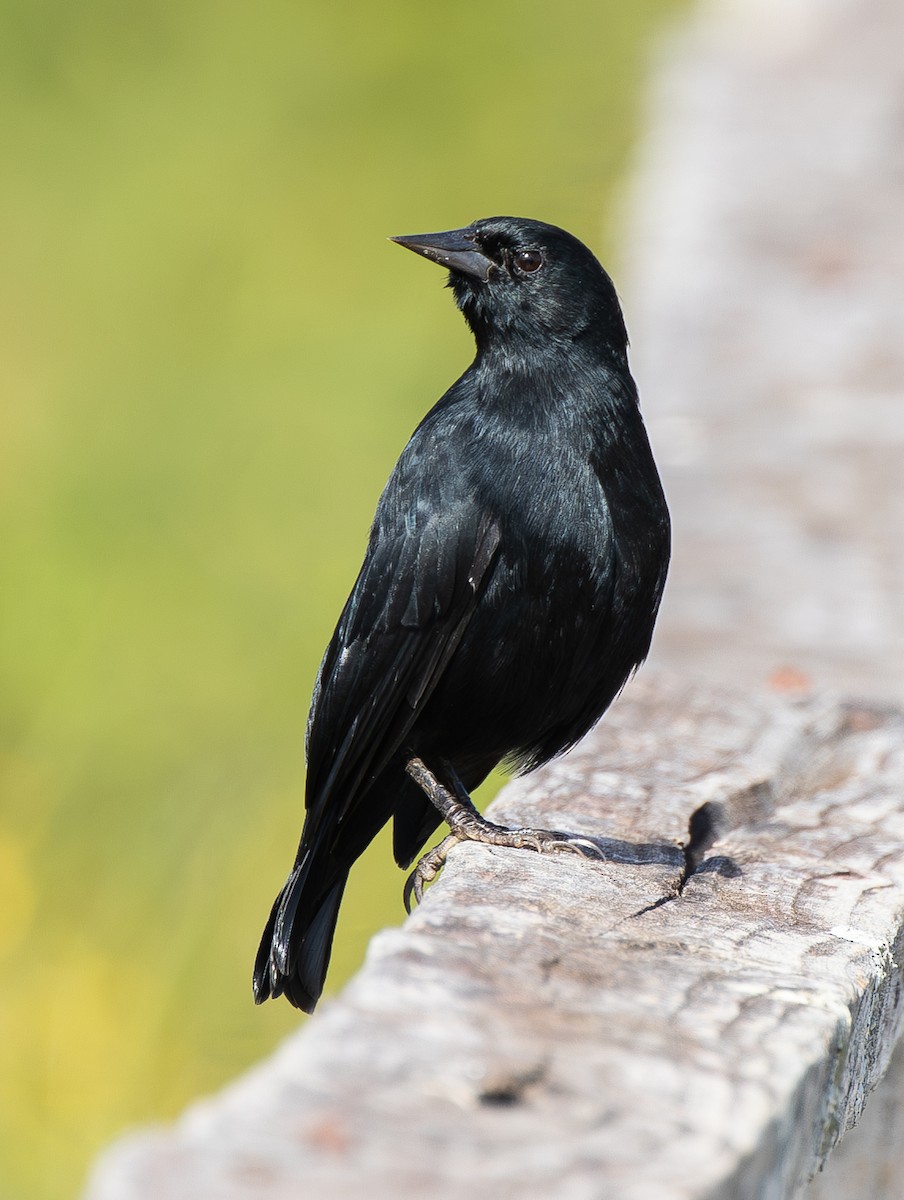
left=0, top=1, right=687, bottom=1195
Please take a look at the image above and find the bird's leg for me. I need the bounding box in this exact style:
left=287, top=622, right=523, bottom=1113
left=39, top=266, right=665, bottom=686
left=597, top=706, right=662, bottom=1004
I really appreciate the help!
left=403, top=756, right=601, bottom=911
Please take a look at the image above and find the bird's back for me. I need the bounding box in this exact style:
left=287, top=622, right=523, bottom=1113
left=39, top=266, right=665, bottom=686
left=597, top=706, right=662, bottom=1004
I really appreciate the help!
left=405, top=349, right=669, bottom=775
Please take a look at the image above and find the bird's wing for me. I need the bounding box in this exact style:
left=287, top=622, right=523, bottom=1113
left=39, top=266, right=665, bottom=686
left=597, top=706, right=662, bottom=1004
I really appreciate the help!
left=302, top=495, right=502, bottom=842
left=254, top=484, right=501, bottom=1010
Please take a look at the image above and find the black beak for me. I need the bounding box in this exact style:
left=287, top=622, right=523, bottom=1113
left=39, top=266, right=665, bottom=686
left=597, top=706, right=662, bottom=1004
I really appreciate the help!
left=390, top=227, right=496, bottom=282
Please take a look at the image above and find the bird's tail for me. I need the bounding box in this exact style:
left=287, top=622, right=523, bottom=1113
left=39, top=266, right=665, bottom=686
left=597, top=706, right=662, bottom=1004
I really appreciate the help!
left=252, top=854, right=347, bottom=1012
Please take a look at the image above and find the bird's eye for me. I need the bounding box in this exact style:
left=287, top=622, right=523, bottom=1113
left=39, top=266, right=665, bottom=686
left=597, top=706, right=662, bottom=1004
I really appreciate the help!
left=513, top=248, right=543, bottom=274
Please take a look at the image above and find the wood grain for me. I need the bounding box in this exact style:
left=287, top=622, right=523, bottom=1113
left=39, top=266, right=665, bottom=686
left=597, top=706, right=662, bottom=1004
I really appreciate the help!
left=86, top=678, right=904, bottom=1199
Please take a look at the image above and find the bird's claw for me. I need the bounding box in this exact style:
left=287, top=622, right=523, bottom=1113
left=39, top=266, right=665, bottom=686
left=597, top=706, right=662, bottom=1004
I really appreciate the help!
left=404, top=833, right=461, bottom=912
left=507, top=827, right=602, bottom=858
left=543, top=834, right=602, bottom=859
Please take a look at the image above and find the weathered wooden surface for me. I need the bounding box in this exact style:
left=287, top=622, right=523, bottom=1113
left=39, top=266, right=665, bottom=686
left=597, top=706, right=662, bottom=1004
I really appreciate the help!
left=621, top=3, right=904, bottom=1185
left=86, top=679, right=904, bottom=1200
left=804, top=1035, right=904, bottom=1200
left=627, top=0, right=904, bottom=706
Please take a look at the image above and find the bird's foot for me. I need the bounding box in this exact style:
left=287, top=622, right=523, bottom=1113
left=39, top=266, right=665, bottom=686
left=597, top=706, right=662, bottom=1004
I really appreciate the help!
left=403, top=756, right=601, bottom=911
left=403, top=832, right=463, bottom=912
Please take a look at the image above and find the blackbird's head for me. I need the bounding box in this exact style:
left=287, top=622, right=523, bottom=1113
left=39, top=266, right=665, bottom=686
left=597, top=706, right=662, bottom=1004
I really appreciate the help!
left=391, top=216, right=628, bottom=364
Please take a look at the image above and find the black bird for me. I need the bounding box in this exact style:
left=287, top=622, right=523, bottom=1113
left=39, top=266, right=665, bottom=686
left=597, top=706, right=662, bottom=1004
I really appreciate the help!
left=253, top=216, right=670, bottom=1011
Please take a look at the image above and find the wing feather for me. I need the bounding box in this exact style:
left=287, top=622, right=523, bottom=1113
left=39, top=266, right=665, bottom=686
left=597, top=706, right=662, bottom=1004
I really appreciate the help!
left=302, top=502, right=501, bottom=844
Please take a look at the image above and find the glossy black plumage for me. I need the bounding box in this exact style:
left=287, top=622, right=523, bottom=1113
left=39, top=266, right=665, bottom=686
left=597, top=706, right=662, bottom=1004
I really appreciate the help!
left=253, top=216, right=670, bottom=1011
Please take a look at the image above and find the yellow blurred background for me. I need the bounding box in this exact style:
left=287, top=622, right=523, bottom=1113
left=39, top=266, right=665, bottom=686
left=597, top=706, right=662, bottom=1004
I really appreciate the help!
left=0, top=1, right=687, bottom=1195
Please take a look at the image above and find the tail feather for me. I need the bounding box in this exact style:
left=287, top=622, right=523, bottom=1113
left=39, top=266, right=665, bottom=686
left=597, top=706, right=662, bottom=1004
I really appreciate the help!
left=253, top=861, right=347, bottom=1012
